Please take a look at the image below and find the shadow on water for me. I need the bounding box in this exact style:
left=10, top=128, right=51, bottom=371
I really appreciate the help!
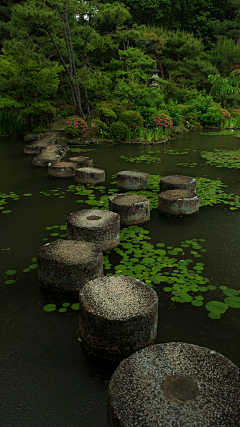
left=1, top=131, right=240, bottom=426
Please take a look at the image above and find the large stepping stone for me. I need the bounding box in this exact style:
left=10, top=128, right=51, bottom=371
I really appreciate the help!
left=117, top=170, right=149, bottom=190
left=75, top=167, right=105, bottom=184
left=37, top=240, right=103, bottom=293
left=32, top=143, right=69, bottom=167
left=158, top=189, right=200, bottom=217
left=108, top=342, right=240, bottom=427
left=67, top=209, right=120, bottom=251
left=24, top=135, right=56, bottom=155
left=160, top=175, right=196, bottom=193
left=69, top=156, right=93, bottom=168
left=109, top=193, right=150, bottom=225
left=79, top=276, right=158, bottom=360
left=48, top=162, right=76, bottom=178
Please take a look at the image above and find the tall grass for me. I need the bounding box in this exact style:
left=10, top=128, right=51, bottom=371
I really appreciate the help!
left=0, top=110, right=22, bottom=135
left=220, top=117, right=240, bottom=128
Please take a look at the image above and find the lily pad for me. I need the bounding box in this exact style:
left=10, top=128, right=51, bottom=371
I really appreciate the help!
left=43, top=304, right=56, bottom=312
left=5, top=270, right=17, bottom=275
left=205, top=301, right=228, bottom=314
left=224, top=296, right=240, bottom=308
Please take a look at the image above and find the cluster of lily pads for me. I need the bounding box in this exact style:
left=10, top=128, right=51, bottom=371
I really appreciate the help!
left=0, top=191, right=32, bottom=215
left=120, top=154, right=161, bottom=164
left=201, top=149, right=240, bottom=169
left=43, top=302, right=79, bottom=312
left=175, top=162, right=197, bottom=168
left=200, top=130, right=240, bottom=137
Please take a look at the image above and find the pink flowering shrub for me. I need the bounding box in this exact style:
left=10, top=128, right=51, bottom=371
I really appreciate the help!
left=149, top=111, right=173, bottom=129
left=65, top=117, right=90, bottom=139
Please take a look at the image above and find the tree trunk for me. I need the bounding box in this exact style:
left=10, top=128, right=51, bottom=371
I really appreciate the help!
left=83, top=37, right=91, bottom=121
left=64, top=6, right=84, bottom=118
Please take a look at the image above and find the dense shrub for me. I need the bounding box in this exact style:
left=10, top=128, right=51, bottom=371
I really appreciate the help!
left=65, top=117, right=90, bottom=138
left=109, top=121, right=128, bottom=141
left=0, top=110, right=22, bottom=135
left=56, top=104, right=76, bottom=117
left=166, top=101, right=182, bottom=125
left=93, top=118, right=109, bottom=139
left=97, top=100, right=127, bottom=125
left=182, top=112, right=198, bottom=129
left=120, top=110, right=143, bottom=129
left=149, top=111, right=173, bottom=129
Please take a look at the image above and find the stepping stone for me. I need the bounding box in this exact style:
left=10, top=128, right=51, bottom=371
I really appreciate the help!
left=32, top=143, right=68, bottom=167
left=75, top=167, right=105, bottom=184
left=109, top=193, right=150, bottom=225
left=67, top=209, right=120, bottom=251
left=37, top=240, right=103, bottom=293
left=48, top=162, right=76, bottom=178
left=108, top=342, right=240, bottom=427
left=69, top=156, right=93, bottom=168
left=79, top=276, right=158, bottom=360
left=158, top=189, right=200, bottom=217
left=160, top=175, right=196, bottom=193
left=117, top=170, right=149, bottom=190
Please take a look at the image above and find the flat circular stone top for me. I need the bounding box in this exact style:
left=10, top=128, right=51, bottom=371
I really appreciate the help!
left=69, top=156, right=90, bottom=162
left=111, top=194, right=148, bottom=206
left=38, top=240, right=101, bottom=264
left=108, top=342, right=240, bottom=426
left=160, top=189, right=197, bottom=199
left=117, top=170, right=149, bottom=178
left=76, top=167, right=104, bottom=173
left=161, top=175, right=195, bottom=185
left=80, top=276, right=157, bottom=320
left=68, top=209, right=119, bottom=228
left=50, top=162, right=75, bottom=167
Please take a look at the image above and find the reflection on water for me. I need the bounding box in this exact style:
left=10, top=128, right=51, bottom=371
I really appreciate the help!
left=0, top=132, right=240, bottom=426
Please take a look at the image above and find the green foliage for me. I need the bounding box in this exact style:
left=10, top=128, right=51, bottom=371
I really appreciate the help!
left=166, top=101, right=182, bottom=125
left=0, top=110, right=22, bottom=135
left=109, top=121, right=129, bottom=141
left=182, top=112, right=199, bottom=129
left=209, top=70, right=240, bottom=108
left=209, top=37, right=240, bottom=77
left=93, top=118, right=109, bottom=139
left=120, top=109, right=143, bottom=129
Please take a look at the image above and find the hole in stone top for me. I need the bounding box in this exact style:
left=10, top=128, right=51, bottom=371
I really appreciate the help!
left=86, top=215, right=101, bottom=220
left=162, top=375, right=199, bottom=404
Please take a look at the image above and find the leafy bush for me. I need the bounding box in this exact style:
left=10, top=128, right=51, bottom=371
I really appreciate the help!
left=120, top=110, right=143, bottom=130
left=182, top=112, right=198, bottom=129
left=0, top=110, right=22, bottom=135
left=32, top=126, right=46, bottom=134
left=97, top=100, right=127, bottom=125
left=56, top=104, right=76, bottom=117
left=93, top=118, right=109, bottom=139
left=149, top=111, right=173, bottom=129
left=109, top=121, right=129, bottom=141
left=98, top=107, right=117, bottom=125
left=166, top=101, right=182, bottom=125
left=20, top=102, right=56, bottom=128
left=65, top=117, right=90, bottom=138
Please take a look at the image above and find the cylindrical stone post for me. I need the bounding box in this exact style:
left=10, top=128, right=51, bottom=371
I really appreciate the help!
left=75, top=167, right=105, bottom=184
left=48, top=162, right=76, bottom=178
left=37, top=240, right=103, bottom=293
left=79, top=276, right=158, bottom=360
left=117, top=170, right=149, bottom=190
left=107, top=342, right=240, bottom=427
left=67, top=209, right=120, bottom=251
left=69, top=156, right=93, bottom=168
left=108, top=193, right=150, bottom=225
left=160, top=175, right=196, bottom=193
left=158, top=189, right=200, bottom=217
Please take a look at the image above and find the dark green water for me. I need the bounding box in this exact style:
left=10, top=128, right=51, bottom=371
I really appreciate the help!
left=1, top=132, right=240, bottom=427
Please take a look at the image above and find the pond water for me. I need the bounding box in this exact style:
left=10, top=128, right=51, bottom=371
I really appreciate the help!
left=1, top=131, right=240, bottom=427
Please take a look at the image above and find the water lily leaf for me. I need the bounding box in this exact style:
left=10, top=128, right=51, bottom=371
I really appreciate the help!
left=224, top=296, right=240, bottom=308
left=71, top=303, right=79, bottom=310
left=2, top=210, right=12, bottom=214
left=62, top=302, right=70, bottom=307
left=59, top=308, right=67, bottom=313
left=192, top=300, right=203, bottom=307
left=43, top=304, right=56, bottom=312
left=22, top=268, right=30, bottom=273
left=222, top=288, right=239, bottom=296
left=5, top=279, right=15, bottom=284
left=5, top=270, right=17, bottom=275
left=28, top=264, right=37, bottom=269
left=205, top=301, right=228, bottom=314
left=23, top=193, right=32, bottom=196
left=208, top=312, right=221, bottom=319
left=207, top=285, right=216, bottom=290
